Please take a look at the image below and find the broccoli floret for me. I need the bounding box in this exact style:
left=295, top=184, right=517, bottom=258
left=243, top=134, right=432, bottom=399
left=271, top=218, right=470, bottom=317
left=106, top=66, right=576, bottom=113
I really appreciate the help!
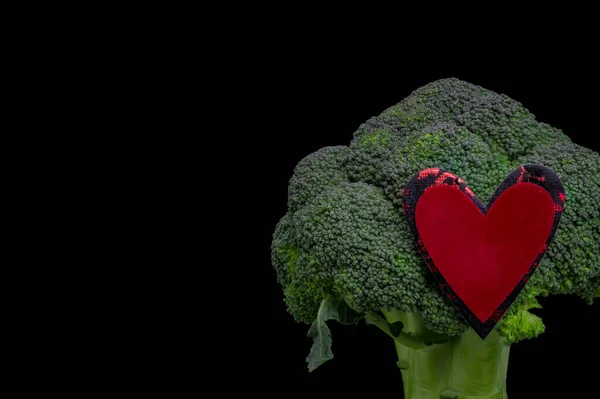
left=520, top=142, right=600, bottom=302
left=287, top=146, right=349, bottom=213
left=495, top=284, right=546, bottom=344
left=272, top=78, right=599, bottom=398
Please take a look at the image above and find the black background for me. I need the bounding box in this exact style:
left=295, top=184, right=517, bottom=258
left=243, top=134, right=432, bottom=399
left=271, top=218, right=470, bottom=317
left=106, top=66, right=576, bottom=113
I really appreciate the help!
left=238, top=54, right=599, bottom=398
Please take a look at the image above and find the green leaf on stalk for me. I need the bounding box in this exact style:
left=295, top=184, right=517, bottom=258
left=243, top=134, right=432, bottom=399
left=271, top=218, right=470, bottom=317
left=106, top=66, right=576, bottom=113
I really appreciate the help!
left=306, top=299, right=359, bottom=372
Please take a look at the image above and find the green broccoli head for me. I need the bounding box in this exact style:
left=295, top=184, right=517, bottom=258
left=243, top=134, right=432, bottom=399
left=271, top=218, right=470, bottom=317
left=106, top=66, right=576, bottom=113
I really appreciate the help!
left=271, top=78, right=599, bottom=345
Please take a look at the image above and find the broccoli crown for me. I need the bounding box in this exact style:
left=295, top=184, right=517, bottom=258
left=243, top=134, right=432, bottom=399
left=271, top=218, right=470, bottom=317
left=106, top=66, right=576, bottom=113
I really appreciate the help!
left=271, top=78, right=599, bottom=342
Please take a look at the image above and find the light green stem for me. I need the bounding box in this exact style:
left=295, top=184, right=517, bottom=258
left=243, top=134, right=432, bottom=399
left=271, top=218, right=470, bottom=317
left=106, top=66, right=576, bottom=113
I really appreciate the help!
left=382, top=311, right=510, bottom=399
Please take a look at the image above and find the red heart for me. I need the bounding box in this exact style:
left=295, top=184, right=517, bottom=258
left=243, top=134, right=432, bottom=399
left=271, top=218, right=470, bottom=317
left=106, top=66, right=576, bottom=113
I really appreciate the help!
left=403, top=166, right=564, bottom=338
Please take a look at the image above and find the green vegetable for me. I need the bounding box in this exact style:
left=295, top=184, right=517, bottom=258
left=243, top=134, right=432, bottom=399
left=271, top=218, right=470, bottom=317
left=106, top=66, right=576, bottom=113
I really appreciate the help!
left=271, top=78, right=599, bottom=398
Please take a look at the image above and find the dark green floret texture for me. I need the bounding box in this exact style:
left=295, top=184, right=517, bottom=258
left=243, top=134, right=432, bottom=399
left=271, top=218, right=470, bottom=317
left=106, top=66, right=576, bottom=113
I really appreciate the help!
left=271, top=79, right=599, bottom=391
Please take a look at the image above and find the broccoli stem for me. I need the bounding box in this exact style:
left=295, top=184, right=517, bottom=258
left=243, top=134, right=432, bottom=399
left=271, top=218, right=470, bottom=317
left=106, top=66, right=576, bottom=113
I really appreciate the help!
left=383, top=310, right=511, bottom=399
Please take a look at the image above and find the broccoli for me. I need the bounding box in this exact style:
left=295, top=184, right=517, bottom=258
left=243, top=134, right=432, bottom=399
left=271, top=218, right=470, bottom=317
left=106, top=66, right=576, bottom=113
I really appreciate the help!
left=271, top=78, right=599, bottom=399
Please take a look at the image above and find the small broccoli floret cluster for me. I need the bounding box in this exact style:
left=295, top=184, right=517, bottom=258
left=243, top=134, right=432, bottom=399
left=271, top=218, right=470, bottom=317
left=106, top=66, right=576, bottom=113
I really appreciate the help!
left=287, top=146, right=349, bottom=213
left=272, top=78, right=600, bottom=345
left=496, top=284, right=545, bottom=344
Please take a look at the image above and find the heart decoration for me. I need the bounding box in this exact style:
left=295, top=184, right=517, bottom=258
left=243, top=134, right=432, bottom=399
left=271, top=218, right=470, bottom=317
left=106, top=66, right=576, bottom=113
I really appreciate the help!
left=403, top=165, right=565, bottom=339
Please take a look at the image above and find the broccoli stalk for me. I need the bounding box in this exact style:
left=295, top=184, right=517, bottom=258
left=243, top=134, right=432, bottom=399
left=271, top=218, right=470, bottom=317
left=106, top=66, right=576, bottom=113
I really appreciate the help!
left=379, top=311, right=510, bottom=399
